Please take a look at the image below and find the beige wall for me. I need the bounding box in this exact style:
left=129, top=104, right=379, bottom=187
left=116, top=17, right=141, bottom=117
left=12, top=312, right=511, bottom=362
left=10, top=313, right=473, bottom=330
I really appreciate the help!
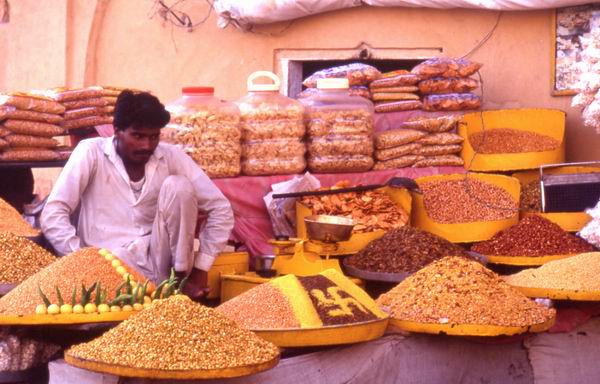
left=1, top=0, right=598, bottom=165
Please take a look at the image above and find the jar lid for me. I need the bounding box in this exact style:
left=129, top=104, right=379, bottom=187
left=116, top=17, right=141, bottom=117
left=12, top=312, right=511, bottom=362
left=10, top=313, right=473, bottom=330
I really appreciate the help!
left=182, top=87, right=214, bottom=94
left=247, top=71, right=280, bottom=92
left=316, top=78, right=349, bottom=89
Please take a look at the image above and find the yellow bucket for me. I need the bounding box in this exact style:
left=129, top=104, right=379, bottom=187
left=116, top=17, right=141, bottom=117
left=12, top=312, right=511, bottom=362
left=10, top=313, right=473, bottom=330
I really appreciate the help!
left=412, top=173, right=520, bottom=243
left=512, top=166, right=600, bottom=232
left=459, top=109, right=565, bottom=172
left=296, top=186, right=412, bottom=255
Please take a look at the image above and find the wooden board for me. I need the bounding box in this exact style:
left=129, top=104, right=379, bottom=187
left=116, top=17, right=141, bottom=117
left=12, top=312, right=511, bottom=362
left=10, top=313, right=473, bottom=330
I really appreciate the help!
left=253, top=317, right=389, bottom=347
left=0, top=311, right=136, bottom=325
left=64, top=354, right=279, bottom=380
left=486, top=254, right=576, bottom=266
left=389, top=316, right=555, bottom=337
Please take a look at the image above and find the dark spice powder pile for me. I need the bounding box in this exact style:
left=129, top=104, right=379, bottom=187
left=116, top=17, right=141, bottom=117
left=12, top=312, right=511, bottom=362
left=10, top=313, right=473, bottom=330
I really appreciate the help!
left=471, top=215, right=595, bottom=256
left=345, top=226, right=470, bottom=274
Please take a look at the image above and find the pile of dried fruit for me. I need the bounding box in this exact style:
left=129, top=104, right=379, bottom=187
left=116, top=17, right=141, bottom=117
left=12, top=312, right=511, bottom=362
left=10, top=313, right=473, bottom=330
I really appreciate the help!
left=377, top=256, right=555, bottom=327
left=0, top=198, right=38, bottom=237
left=218, top=269, right=387, bottom=329
left=301, top=182, right=409, bottom=233
left=505, top=252, right=600, bottom=291
left=67, top=295, right=279, bottom=372
left=520, top=180, right=541, bottom=211
left=0, top=247, right=148, bottom=315
left=345, top=226, right=470, bottom=274
left=420, top=178, right=517, bottom=223
left=0, top=232, right=55, bottom=284
left=471, top=215, right=595, bottom=256
left=469, top=128, right=560, bottom=154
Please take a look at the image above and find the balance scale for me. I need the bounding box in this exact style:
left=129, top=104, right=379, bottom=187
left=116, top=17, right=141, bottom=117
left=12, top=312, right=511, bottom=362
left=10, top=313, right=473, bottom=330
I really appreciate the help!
left=219, top=216, right=362, bottom=302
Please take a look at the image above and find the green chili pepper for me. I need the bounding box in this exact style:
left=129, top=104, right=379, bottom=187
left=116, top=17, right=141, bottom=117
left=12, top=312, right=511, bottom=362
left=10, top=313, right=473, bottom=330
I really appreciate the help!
left=109, top=294, right=132, bottom=306
left=153, top=279, right=168, bottom=300
left=55, top=286, right=64, bottom=307
left=71, top=287, right=77, bottom=306
left=94, top=282, right=102, bottom=306
left=38, top=286, right=51, bottom=307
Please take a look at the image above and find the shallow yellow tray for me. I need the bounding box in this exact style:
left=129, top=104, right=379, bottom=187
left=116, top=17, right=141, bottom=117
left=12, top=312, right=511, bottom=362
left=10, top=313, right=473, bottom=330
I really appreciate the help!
left=486, top=253, right=577, bottom=266
left=253, top=317, right=389, bottom=347
left=459, top=109, right=565, bottom=172
left=64, top=353, right=279, bottom=380
left=512, top=167, right=600, bottom=232
left=0, top=311, right=136, bottom=325
left=412, top=173, right=520, bottom=243
left=389, top=316, right=555, bottom=336
left=296, top=186, right=412, bottom=255
left=510, top=285, right=600, bottom=301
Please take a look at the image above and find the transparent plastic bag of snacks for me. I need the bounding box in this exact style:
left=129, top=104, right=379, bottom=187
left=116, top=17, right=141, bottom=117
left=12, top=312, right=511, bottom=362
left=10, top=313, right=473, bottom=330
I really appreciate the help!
left=308, top=154, right=374, bottom=173
left=411, top=57, right=482, bottom=79
left=375, top=129, right=426, bottom=149
left=308, top=134, right=373, bottom=157
left=303, top=63, right=381, bottom=88
left=242, top=156, right=306, bottom=176
left=402, top=115, right=461, bottom=132
left=242, top=138, right=305, bottom=160
left=422, top=93, right=481, bottom=111
left=418, top=77, right=479, bottom=95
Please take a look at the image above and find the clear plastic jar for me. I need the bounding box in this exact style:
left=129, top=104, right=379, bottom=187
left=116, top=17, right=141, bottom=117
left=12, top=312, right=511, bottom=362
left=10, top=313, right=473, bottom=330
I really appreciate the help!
left=300, top=78, right=375, bottom=173
left=164, top=87, right=241, bottom=178
left=235, top=71, right=306, bottom=176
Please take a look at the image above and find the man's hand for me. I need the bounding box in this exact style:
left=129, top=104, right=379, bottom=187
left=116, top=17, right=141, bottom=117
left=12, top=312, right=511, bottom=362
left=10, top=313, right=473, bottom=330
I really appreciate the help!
left=179, top=268, right=210, bottom=302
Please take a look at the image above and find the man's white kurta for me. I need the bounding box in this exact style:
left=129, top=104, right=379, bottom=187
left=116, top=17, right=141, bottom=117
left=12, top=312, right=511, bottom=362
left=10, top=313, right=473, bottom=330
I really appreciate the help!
left=41, top=137, right=234, bottom=272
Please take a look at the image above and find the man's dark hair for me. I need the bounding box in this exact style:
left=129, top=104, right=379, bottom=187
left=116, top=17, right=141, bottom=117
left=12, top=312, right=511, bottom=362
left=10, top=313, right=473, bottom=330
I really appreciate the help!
left=113, top=90, right=170, bottom=131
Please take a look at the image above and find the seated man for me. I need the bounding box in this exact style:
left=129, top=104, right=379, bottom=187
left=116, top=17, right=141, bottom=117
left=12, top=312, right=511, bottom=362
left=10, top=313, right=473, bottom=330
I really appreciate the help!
left=41, top=91, right=234, bottom=300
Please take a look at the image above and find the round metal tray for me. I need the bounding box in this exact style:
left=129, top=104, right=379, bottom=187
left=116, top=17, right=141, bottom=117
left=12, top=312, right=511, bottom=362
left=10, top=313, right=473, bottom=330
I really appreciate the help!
left=485, top=253, right=576, bottom=266
left=510, top=285, right=600, bottom=301
left=389, top=315, right=555, bottom=337
left=252, top=317, right=390, bottom=347
left=342, top=261, right=409, bottom=283
left=64, top=353, right=279, bottom=380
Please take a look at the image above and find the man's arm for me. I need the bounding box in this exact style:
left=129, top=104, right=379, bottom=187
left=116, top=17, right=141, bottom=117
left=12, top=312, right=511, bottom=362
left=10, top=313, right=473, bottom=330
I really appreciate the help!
left=175, top=151, right=234, bottom=271
left=41, top=141, right=95, bottom=255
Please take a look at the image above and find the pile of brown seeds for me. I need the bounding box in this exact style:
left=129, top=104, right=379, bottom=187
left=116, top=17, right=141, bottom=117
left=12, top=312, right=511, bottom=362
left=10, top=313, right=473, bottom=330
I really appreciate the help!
left=345, top=226, right=470, bottom=274
left=377, top=256, right=555, bottom=327
left=505, top=252, right=600, bottom=291
left=0, top=198, right=38, bottom=237
left=469, top=129, right=560, bottom=154
left=217, top=282, right=300, bottom=329
left=0, top=248, right=144, bottom=315
left=67, top=295, right=279, bottom=371
left=0, top=232, right=55, bottom=284
left=471, top=215, right=595, bottom=256
left=520, top=180, right=541, bottom=211
left=421, top=178, right=517, bottom=223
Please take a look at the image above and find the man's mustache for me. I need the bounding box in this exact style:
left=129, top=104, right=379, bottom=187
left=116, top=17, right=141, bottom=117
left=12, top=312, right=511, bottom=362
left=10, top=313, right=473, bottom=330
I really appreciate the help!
left=134, top=151, right=153, bottom=156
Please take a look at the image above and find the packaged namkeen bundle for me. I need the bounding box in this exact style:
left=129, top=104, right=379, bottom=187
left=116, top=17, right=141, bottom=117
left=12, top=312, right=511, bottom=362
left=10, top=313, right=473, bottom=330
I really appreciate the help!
left=303, top=63, right=381, bottom=88
left=0, top=232, right=56, bottom=285
left=469, top=128, right=560, bottom=154
left=0, top=247, right=153, bottom=316
left=66, top=295, right=279, bottom=377
left=236, top=72, right=306, bottom=176
left=301, top=78, right=374, bottom=173
left=377, top=256, right=555, bottom=330
left=345, top=226, right=471, bottom=275
left=300, top=181, right=409, bottom=233
left=471, top=215, right=595, bottom=257
left=218, top=269, right=387, bottom=330
left=165, top=87, right=241, bottom=178
left=297, top=85, right=371, bottom=100
left=0, top=197, right=39, bottom=237
left=505, top=252, right=600, bottom=293
left=420, top=178, right=517, bottom=224
left=369, top=72, right=421, bottom=111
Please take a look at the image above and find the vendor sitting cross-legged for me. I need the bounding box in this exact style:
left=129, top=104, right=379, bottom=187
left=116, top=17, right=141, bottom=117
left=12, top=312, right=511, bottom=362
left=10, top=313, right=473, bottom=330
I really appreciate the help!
left=41, top=90, right=234, bottom=300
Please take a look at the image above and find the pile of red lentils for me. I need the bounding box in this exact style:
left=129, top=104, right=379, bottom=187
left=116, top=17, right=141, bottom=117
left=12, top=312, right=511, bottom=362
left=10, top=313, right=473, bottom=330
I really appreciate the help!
left=471, top=215, right=595, bottom=256
left=421, top=178, right=517, bottom=223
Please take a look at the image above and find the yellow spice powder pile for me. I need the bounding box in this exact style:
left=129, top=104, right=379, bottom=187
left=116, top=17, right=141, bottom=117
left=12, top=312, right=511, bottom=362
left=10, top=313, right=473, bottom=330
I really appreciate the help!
left=505, top=252, right=600, bottom=291
left=0, top=232, right=56, bottom=284
left=377, top=256, right=555, bottom=327
left=67, top=295, right=279, bottom=371
left=0, top=198, right=39, bottom=237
